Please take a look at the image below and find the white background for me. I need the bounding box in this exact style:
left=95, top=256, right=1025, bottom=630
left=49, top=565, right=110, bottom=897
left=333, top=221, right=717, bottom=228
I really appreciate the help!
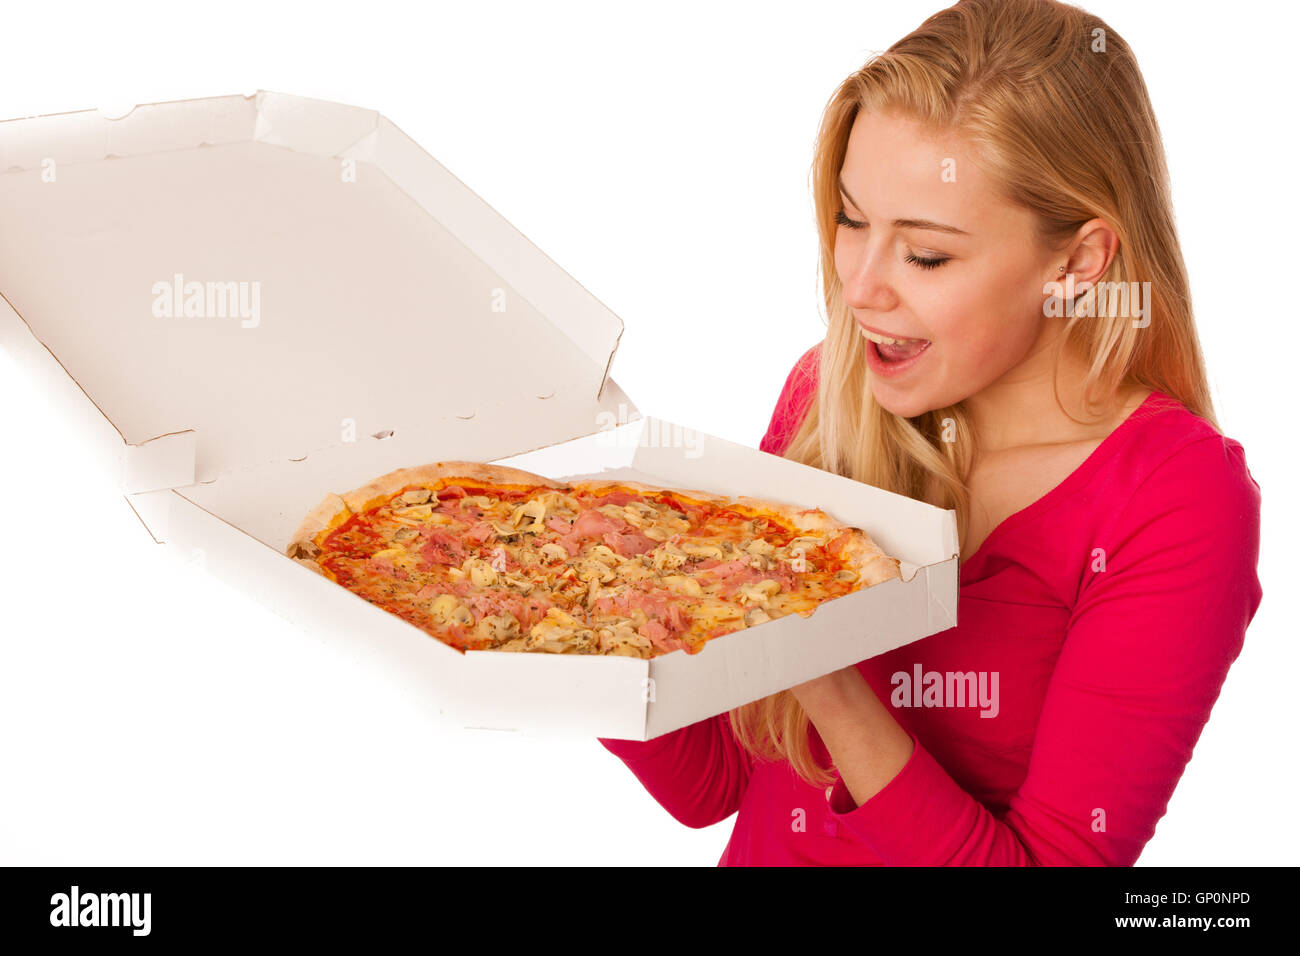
left=0, top=0, right=1295, bottom=865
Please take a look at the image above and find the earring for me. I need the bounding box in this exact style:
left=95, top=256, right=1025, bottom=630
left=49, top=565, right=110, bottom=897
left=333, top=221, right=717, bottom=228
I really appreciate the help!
left=1058, top=266, right=1066, bottom=273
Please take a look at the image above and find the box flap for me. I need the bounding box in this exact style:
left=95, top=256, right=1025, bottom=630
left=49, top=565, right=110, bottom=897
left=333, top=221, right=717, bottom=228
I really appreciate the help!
left=0, top=91, right=630, bottom=492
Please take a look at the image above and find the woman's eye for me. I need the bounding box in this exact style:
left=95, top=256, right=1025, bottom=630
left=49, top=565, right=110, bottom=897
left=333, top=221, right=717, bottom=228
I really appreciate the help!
left=836, top=209, right=950, bottom=270
left=834, top=208, right=865, bottom=229
left=904, top=253, right=949, bottom=270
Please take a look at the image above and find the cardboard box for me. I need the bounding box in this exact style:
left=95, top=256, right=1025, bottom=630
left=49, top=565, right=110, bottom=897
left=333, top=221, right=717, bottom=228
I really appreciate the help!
left=0, top=90, right=959, bottom=740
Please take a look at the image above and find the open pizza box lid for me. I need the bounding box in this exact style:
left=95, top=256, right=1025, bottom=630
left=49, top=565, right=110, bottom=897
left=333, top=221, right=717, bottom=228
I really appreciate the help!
left=0, top=90, right=959, bottom=740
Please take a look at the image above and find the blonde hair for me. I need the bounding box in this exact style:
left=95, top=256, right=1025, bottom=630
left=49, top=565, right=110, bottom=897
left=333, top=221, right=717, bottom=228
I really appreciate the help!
left=727, top=0, right=1218, bottom=787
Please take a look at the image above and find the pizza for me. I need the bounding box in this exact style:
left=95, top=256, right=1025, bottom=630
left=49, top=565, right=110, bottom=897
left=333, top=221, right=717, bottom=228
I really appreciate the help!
left=285, top=462, right=901, bottom=658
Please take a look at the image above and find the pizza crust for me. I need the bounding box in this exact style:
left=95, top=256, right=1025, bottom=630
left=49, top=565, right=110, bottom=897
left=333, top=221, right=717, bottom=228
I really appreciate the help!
left=572, top=478, right=734, bottom=508
left=339, top=461, right=564, bottom=513
left=838, top=534, right=902, bottom=587
left=733, top=495, right=836, bottom=533
left=286, top=491, right=350, bottom=563
left=285, top=461, right=566, bottom=560
left=733, top=494, right=899, bottom=587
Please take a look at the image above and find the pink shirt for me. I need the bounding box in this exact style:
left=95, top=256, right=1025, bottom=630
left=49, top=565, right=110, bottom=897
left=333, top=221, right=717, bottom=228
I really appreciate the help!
left=598, top=341, right=1263, bottom=865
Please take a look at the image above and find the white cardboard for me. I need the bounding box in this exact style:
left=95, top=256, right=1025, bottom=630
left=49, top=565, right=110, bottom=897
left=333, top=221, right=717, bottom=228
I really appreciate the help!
left=0, top=91, right=960, bottom=740
left=0, top=90, right=623, bottom=492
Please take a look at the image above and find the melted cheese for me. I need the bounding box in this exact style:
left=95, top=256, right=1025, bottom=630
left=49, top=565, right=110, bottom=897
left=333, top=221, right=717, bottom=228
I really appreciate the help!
left=320, top=479, right=879, bottom=659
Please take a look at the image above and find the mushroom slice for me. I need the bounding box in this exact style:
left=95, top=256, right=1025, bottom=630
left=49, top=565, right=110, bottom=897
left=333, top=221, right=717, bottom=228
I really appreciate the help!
left=501, top=572, right=535, bottom=593
left=575, top=558, right=616, bottom=584
left=539, top=542, right=569, bottom=563
left=392, top=503, right=433, bottom=519
left=569, top=628, right=598, bottom=653
left=596, top=504, right=627, bottom=522
left=525, top=607, right=582, bottom=651
left=682, top=542, right=724, bottom=561
left=615, top=561, right=656, bottom=583
left=786, top=535, right=826, bottom=554
left=430, top=594, right=475, bottom=629
left=509, top=498, right=548, bottom=533
left=652, top=542, right=688, bottom=570
left=661, top=513, right=692, bottom=532
left=597, top=624, right=654, bottom=657
left=475, top=613, right=521, bottom=646
left=289, top=540, right=321, bottom=560
left=736, top=579, right=782, bottom=606
left=463, top=557, right=498, bottom=588
left=429, top=594, right=462, bottom=623
left=660, top=574, right=704, bottom=598
left=535, top=490, right=580, bottom=515
left=582, top=576, right=602, bottom=608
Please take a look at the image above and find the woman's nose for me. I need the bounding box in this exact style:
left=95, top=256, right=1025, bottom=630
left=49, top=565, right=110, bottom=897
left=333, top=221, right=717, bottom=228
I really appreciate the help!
left=839, top=245, right=897, bottom=313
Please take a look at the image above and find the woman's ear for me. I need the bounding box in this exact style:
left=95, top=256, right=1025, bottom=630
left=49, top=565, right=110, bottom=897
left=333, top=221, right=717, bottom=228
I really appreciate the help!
left=1058, top=218, right=1121, bottom=298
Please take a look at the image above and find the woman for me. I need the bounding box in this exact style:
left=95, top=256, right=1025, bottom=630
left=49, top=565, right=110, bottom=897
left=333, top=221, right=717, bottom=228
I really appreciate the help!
left=597, top=0, right=1263, bottom=865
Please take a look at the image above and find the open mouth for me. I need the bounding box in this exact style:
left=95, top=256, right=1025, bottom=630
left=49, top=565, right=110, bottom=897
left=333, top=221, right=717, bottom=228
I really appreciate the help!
left=859, top=326, right=931, bottom=364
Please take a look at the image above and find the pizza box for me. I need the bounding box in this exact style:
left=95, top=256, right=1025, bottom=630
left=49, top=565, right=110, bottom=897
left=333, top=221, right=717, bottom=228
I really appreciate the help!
left=0, top=90, right=959, bottom=741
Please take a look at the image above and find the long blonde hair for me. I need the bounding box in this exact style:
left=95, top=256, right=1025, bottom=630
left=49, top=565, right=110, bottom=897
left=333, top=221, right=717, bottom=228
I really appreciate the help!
left=727, top=0, right=1218, bottom=787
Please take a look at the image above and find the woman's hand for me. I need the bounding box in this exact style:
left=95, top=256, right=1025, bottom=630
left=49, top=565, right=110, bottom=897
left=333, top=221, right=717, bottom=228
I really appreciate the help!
left=791, top=663, right=915, bottom=809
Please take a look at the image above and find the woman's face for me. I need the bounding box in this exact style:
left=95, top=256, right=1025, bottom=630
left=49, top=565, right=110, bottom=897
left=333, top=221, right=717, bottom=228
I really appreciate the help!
left=834, top=109, right=1063, bottom=418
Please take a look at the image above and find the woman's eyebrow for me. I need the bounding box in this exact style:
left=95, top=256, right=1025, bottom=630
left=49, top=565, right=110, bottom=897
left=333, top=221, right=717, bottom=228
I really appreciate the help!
left=838, top=176, right=971, bottom=236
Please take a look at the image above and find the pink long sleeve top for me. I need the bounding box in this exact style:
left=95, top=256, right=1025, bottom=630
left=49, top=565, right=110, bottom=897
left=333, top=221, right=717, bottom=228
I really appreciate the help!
left=598, top=341, right=1263, bottom=866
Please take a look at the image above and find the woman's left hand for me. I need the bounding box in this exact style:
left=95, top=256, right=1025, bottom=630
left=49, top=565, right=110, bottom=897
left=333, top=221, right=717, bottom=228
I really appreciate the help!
left=788, top=663, right=915, bottom=807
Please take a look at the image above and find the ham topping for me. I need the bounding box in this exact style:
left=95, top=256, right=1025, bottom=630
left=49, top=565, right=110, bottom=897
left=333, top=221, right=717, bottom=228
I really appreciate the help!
left=417, top=527, right=468, bottom=569
left=601, top=530, right=658, bottom=557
